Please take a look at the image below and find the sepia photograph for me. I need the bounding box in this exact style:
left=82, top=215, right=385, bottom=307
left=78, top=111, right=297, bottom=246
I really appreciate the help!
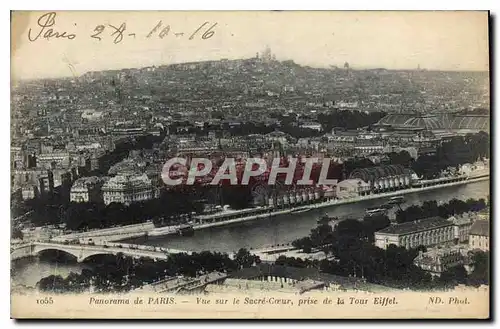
left=10, top=10, right=490, bottom=319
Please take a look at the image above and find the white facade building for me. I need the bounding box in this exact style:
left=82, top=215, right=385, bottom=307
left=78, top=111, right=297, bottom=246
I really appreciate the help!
left=37, top=151, right=71, bottom=169
left=448, top=212, right=476, bottom=243
left=21, top=184, right=39, bottom=200
left=299, top=122, right=323, bottom=132
left=349, top=165, right=415, bottom=194
left=102, top=173, right=154, bottom=205
left=468, top=220, right=489, bottom=251
left=336, top=179, right=371, bottom=199
left=413, top=246, right=470, bottom=277
left=267, top=188, right=321, bottom=207
left=374, top=217, right=455, bottom=250
left=70, top=176, right=109, bottom=203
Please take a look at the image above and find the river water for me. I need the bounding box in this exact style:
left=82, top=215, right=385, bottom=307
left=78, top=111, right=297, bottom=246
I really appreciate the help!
left=11, top=256, right=91, bottom=288
left=11, top=180, right=490, bottom=287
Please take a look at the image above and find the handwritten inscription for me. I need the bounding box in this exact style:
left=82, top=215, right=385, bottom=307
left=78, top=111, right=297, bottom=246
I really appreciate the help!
left=28, top=12, right=218, bottom=43
left=145, top=20, right=217, bottom=40
left=91, top=23, right=128, bottom=44
left=28, top=12, right=76, bottom=41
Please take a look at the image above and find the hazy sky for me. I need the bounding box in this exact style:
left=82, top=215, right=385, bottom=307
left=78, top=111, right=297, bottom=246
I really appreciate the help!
left=11, top=11, right=489, bottom=80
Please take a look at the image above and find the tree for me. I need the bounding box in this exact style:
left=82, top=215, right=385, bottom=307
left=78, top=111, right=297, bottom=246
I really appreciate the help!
left=317, top=214, right=331, bottom=226
left=334, top=219, right=366, bottom=240
left=292, top=237, right=313, bottom=253
left=395, top=198, right=486, bottom=224
left=234, top=248, right=257, bottom=269
left=412, top=132, right=490, bottom=179
left=310, top=223, right=334, bottom=247
left=386, top=150, right=413, bottom=167
left=416, top=245, right=427, bottom=254
left=37, top=275, right=67, bottom=293
left=275, top=256, right=312, bottom=268
left=468, top=251, right=489, bottom=286
left=440, top=265, right=468, bottom=286
left=362, top=214, right=391, bottom=242
left=11, top=227, right=23, bottom=240
left=412, top=154, right=441, bottom=179
left=220, top=186, right=253, bottom=210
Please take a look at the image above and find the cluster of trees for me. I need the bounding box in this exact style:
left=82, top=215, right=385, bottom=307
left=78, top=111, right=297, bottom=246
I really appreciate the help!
left=11, top=227, right=23, bottom=240
left=292, top=214, right=391, bottom=253
left=20, top=188, right=198, bottom=230
left=89, top=134, right=165, bottom=176
left=168, top=121, right=277, bottom=139
left=321, top=132, right=489, bottom=181
left=169, top=110, right=386, bottom=139
left=20, top=183, right=255, bottom=230
left=413, top=250, right=489, bottom=289
left=320, top=132, right=489, bottom=181
left=37, top=248, right=259, bottom=293
left=62, top=189, right=202, bottom=231
left=317, top=110, right=386, bottom=131
left=11, top=198, right=33, bottom=220
left=466, top=251, right=489, bottom=286
left=412, top=133, right=489, bottom=179
left=395, top=198, right=488, bottom=224
left=12, top=134, right=165, bottom=226
left=275, top=250, right=488, bottom=290
left=338, top=132, right=489, bottom=181
left=384, top=150, right=414, bottom=167
left=20, top=197, right=64, bottom=227
left=287, top=217, right=489, bottom=290
left=234, top=248, right=262, bottom=270
left=275, top=255, right=314, bottom=268
left=279, top=216, right=434, bottom=290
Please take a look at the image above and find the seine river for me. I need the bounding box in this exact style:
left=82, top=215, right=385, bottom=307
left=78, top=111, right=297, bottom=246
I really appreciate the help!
left=11, top=180, right=489, bottom=288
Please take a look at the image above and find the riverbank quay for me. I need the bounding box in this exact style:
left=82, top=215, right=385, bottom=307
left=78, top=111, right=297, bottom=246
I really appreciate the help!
left=51, top=222, right=155, bottom=243
left=46, top=174, right=489, bottom=243
left=169, top=174, right=490, bottom=234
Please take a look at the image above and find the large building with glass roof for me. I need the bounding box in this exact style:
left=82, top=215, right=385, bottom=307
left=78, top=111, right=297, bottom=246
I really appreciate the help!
left=376, top=113, right=489, bottom=135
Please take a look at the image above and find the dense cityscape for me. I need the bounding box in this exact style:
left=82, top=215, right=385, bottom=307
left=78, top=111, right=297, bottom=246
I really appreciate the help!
left=11, top=47, right=490, bottom=295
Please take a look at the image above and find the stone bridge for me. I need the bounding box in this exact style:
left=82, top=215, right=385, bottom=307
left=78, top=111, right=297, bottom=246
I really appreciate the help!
left=11, top=242, right=191, bottom=263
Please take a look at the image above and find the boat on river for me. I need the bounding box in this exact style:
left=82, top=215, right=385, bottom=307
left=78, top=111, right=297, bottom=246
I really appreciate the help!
left=290, top=206, right=312, bottom=214
left=365, top=206, right=387, bottom=215
left=145, top=175, right=487, bottom=237
left=388, top=196, right=405, bottom=205
left=176, top=225, right=195, bottom=237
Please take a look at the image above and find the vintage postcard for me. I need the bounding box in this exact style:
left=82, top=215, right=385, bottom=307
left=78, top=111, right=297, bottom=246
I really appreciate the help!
left=10, top=11, right=490, bottom=319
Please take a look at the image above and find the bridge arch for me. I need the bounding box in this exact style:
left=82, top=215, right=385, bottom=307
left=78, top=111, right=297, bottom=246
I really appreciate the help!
left=12, top=242, right=178, bottom=263
left=33, top=245, right=116, bottom=263
left=35, top=247, right=79, bottom=261
left=78, top=251, right=124, bottom=263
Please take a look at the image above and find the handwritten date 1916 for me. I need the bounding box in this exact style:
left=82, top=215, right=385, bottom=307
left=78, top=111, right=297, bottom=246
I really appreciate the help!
left=147, top=21, right=218, bottom=40
left=27, top=12, right=218, bottom=43
left=28, top=12, right=76, bottom=42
